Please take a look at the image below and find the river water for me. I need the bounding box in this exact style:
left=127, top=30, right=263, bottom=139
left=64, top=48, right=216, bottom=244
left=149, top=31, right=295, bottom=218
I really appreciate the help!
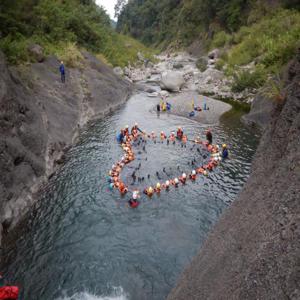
left=2, top=92, right=260, bottom=300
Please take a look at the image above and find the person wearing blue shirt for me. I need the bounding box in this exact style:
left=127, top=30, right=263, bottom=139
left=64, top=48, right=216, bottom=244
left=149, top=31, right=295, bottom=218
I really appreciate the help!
left=59, top=61, right=65, bottom=83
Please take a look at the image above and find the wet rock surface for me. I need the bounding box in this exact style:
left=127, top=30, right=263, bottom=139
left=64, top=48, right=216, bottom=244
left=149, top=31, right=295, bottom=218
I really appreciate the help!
left=0, top=51, right=131, bottom=239
left=167, top=55, right=300, bottom=300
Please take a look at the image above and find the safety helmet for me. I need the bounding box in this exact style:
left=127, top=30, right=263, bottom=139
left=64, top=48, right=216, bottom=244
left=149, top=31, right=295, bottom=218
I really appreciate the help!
left=174, top=178, right=179, bottom=184
left=152, top=131, right=155, bottom=134
left=133, top=193, right=138, bottom=200
left=156, top=183, right=161, bottom=189
left=166, top=180, right=170, bottom=186
left=203, top=170, right=208, bottom=176
left=182, top=173, right=187, bottom=178
left=125, top=125, right=129, bottom=129
left=135, top=122, right=138, bottom=126
left=222, top=144, right=227, bottom=148
left=148, top=187, right=154, bottom=193
left=161, top=131, right=164, bottom=134
left=109, top=170, right=112, bottom=176
left=192, top=170, right=196, bottom=175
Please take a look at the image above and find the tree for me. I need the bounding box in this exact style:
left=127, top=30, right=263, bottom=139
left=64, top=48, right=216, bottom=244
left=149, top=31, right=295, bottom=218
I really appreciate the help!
left=114, top=0, right=127, bottom=19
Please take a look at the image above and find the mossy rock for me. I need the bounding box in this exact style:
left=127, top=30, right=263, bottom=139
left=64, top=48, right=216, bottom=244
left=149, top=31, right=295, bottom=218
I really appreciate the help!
left=196, top=57, right=208, bottom=72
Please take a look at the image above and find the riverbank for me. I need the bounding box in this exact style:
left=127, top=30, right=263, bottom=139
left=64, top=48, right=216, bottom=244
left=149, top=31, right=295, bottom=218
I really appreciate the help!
left=157, top=91, right=232, bottom=124
left=0, top=51, right=132, bottom=244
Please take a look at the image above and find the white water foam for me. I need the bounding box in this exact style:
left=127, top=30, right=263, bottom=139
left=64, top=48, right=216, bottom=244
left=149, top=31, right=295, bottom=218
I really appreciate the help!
left=56, top=287, right=128, bottom=300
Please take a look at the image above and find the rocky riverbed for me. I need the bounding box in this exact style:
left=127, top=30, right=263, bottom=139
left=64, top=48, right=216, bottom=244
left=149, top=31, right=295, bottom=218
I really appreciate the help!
left=114, top=50, right=256, bottom=104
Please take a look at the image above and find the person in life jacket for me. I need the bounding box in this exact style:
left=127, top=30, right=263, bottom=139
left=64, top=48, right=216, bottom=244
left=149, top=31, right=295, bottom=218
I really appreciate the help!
left=162, top=102, right=167, bottom=111
left=163, top=180, right=170, bottom=190
left=119, top=182, right=128, bottom=195
left=155, top=182, right=161, bottom=193
left=169, top=132, right=176, bottom=142
left=196, top=167, right=205, bottom=174
left=177, top=127, right=183, bottom=140
left=222, top=144, right=229, bottom=159
left=0, top=273, right=19, bottom=300
left=206, top=129, right=213, bottom=144
left=166, top=102, right=171, bottom=111
left=190, top=170, right=197, bottom=180
left=150, top=131, right=156, bottom=139
left=173, top=178, right=179, bottom=187
left=160, top=131, right=167, bottom=140
left=179, top=173, right=187, bottom=184
left=129, top=191, right=140, bottom=208
left=124, top=125, right=129, bottom=136
left=144, top=186, right=154, bottom=197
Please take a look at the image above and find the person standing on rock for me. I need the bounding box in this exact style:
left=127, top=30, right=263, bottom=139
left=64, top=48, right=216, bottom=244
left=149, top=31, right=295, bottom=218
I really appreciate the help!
left=59, top=61, right=65, bottom=83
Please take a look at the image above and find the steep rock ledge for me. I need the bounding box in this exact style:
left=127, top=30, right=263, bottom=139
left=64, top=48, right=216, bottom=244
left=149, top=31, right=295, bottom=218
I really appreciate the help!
left=167, top=54, right=300, bottom=299
left=0, top=52, right=132, bottom=239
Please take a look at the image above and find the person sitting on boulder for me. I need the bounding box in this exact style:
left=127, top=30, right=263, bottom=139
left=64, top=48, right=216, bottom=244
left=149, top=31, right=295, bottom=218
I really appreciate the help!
left=59, top=61, right=65, bottom=83
left=206, top=129, right=212, bottom=144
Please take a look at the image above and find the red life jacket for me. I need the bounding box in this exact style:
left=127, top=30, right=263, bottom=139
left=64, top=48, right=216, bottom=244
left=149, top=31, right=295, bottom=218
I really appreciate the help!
left=129, top=200, right=139, bottom=208
left=0, top=286, right=19, bottom=300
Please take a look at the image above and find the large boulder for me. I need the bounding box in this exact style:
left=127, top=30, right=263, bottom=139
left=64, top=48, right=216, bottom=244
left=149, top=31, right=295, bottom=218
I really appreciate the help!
left=208, top=48, right=220, bottom=59
left=27, top=44, right=44, bottom=63
left=113, top=67, right=124, bottom=77
left=242, top=92, right=274, bottom=128
left=160, top=71, right=185, bottom=92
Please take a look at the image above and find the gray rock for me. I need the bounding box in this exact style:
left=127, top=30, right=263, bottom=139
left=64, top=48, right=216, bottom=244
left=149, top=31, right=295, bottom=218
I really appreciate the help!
left=113, top=66, right=124, bottom=77
left=137, top=51, right=145, bottom=61
left=0, top=51, right=132, bottom=237
left=160, top=71, right=185, bottom=92
left=173, top=63, right=184, bottom=69
left=208, top=48, right=220, bottom=59
left=27, top=44, right=44, bottom=62
left=242, top=92, right=274, bottom=128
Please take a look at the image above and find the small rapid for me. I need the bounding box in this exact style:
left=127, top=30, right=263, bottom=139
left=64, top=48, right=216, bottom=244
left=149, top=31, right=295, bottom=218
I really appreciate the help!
left=2, top=91, right=260, bottom=300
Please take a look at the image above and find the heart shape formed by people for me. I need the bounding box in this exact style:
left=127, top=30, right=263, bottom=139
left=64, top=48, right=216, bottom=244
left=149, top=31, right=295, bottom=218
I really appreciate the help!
left=108, top=125, right=225, bottom=208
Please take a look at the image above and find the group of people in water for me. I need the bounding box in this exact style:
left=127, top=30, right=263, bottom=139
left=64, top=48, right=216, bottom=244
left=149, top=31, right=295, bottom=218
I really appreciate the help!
left=109, top=123, right=229, bottom=208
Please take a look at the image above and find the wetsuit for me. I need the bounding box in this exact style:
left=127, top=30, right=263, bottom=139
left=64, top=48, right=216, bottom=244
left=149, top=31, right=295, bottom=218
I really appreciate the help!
left=206, top=131, right=212, bottom=144
left=222, top=148, right=229, bottom=159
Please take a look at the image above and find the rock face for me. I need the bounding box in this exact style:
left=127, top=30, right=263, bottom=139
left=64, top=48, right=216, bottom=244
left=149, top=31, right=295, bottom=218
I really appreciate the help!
left=0, top=51, right=131, bottom=237
left=27, top=44, right=45, bottom=62
left=167, top=55, right=300, bottom=299
left=242, top=92, right=274, bottom=129
left=160, top=71, right=185, bottom=92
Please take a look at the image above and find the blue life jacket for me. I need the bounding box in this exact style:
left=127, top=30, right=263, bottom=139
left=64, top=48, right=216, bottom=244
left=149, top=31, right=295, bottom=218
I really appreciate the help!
left=117, top=133, right=124, bottom=143
left=222, top=149, right=229, bottom=159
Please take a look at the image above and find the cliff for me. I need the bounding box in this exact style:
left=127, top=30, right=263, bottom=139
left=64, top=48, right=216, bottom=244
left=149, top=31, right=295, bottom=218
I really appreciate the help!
left=167, top=53, right=300, bottom=299
left=0, top=52, right=131, bottom=240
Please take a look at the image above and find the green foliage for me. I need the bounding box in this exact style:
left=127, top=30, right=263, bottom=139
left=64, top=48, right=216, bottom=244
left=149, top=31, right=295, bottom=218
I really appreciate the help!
left=0, top=0, right=155, bottom=66
left=211, top=31, right=231, bottom=48
left=231, top=65, right=268, bottom=92
left=196, top=57, right=208, bottom=72
left=227, top=9, right=300, bottom=70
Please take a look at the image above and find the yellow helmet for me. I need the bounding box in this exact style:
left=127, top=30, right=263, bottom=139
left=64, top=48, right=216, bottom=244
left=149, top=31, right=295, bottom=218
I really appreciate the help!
left=222, top=144, right=227, bottom=148
left=156, top=183, right=161, bottom=189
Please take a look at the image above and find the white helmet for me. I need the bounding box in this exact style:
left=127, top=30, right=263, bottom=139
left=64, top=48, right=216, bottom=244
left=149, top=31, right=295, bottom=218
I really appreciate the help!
left=192, top=170, right=196, bottom=175
left=166, top=180, right=170, bottom=186
left=135, top=122, right=138, bottom=126
left=182, top=173, right=187, bottom=178
left=174, top=178, right=179, bottom=184
left=125, top=125, right=129, bottom=129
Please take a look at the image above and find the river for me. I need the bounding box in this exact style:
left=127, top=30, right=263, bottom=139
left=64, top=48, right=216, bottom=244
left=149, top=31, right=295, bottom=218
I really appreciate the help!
left=2, top=91, right=260, bottom=300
